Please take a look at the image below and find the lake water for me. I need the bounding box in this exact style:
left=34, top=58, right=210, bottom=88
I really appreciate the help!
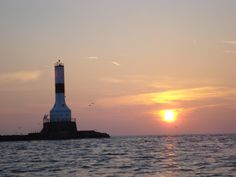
left=0, top=134, right=236, bottom=176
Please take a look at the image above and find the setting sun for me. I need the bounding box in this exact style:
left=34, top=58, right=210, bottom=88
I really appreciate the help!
left=159, top=109, right=178, bottom=123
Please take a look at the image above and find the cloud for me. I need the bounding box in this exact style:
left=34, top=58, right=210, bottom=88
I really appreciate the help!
left=97, top=87, right=236, bottom=107
left=99, top=77, right=123, bottom=84
left=111, top=61, right=121, bottom=66
left=87, top=57, right=121, bottom=67
left=87, top=56, right=99, bottom=59
left=224, top=50, right=236, bottom=54
left=0, top=70, right=41, bottom=83
left=222, top=41, right=236, bottom=45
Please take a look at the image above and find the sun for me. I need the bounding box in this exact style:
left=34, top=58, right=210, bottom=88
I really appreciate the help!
left=159, top=109, right=177, bottom=123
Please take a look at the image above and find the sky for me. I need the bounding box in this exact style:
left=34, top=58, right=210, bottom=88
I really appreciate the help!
left=0, top=0, right=236, bottom=136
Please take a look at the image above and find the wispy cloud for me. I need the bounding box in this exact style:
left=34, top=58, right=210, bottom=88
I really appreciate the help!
left=222, top=41, right=236, bottom=45
left=0, top=70, right=41, bottom=83
left=224, top=50, right=236, bottom=54
left=87, top=56, right=99, bottom=60
left=111, top=61, right=121, bottom=66
left=87, top=56, right=121, bottom=67
left=98, top=87, right=236, bottom=107
left=100, top=77, right=123, bottom=84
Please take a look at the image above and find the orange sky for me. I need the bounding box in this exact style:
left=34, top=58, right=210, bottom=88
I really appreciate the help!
left=0, top=0, right=236, bottom=135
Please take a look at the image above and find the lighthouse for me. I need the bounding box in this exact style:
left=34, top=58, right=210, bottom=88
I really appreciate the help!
left=41, top=60, right=78, bottom=139
left=50, top=60, right=71, bottom=122
left=39, top=60, right=109, bottom=140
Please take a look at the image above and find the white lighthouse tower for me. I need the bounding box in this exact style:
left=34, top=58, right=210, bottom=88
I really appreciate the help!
left=40, top=61, right=109, bottom=139
left=50, top=60, right=71, bottom=122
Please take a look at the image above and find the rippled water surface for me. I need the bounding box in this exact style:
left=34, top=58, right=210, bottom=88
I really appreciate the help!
left=0, top=134, right=236, bottom=176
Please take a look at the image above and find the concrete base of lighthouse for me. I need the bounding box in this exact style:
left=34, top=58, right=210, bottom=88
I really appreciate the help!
left=41, top=121, right=78, bottom=139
